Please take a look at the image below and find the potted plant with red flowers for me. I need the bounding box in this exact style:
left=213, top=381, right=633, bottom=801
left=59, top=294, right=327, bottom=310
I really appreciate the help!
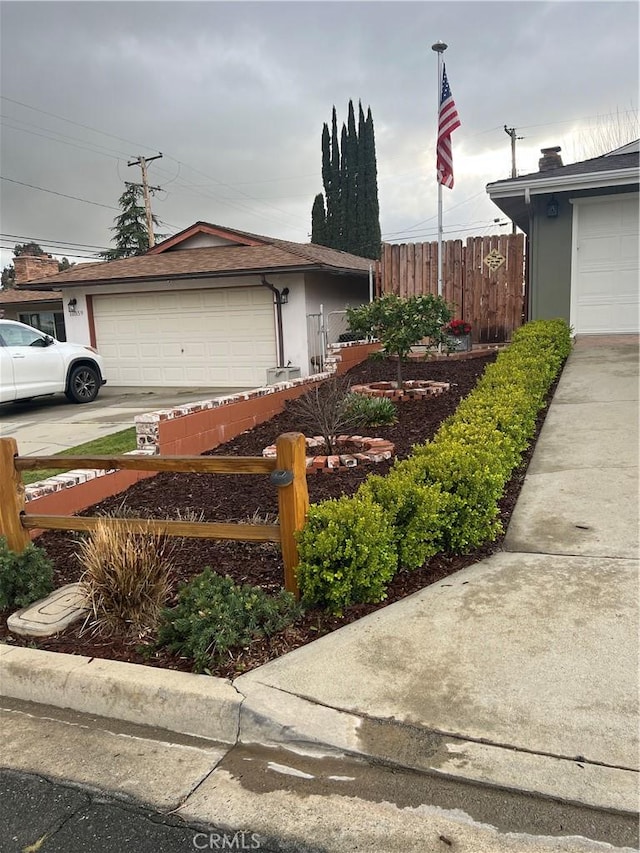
left=443, top=319, right=472, bottom=352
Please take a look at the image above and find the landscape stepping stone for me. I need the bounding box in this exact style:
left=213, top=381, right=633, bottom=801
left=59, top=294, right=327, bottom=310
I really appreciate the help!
left=7, top=583, right=89, bottom=638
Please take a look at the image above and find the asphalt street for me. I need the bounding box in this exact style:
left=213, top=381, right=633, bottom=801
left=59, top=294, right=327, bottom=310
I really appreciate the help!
left=0, top=768, right=321, bottom=853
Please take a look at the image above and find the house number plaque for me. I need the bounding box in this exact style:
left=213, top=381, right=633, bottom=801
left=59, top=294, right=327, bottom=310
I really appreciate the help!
left=483, top=249, right=506, bottom=272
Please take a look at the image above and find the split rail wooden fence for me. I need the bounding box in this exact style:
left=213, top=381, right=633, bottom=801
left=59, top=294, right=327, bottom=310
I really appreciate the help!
left=375, top=233, right=526, bottom=343
left=0, top=433, right=309, bottom=598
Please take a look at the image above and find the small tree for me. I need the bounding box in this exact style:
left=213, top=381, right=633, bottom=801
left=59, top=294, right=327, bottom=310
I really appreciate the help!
left=289, top=376, right=360, bottom=455
left=346, top=294, right=452, bottom=388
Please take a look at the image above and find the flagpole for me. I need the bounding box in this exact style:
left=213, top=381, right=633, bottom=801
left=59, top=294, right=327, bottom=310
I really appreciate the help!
left=431, top=40, right=447, bottom=298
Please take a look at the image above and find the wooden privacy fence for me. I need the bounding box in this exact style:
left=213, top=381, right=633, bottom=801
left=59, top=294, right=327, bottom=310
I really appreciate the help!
left=376, top=233, right=526, bottom=343
left=0, top=433, right=309, bottom=599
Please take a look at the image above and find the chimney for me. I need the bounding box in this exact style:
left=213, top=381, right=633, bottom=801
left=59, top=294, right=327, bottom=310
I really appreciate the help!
left=13, top=254, right=60, bottom=284
left=538, top=146, right=563, bottom=172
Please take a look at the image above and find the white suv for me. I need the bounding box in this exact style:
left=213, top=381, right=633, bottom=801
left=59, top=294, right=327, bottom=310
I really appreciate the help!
left=0, top=319, right=107, bottom=405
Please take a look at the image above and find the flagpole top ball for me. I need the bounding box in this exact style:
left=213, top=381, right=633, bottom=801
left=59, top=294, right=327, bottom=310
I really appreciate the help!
left=431, top=41, right=448, bottom=53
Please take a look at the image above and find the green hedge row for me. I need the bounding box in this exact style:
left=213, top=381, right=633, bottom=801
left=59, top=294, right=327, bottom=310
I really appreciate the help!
left=296, top=319, right=572, bottom=614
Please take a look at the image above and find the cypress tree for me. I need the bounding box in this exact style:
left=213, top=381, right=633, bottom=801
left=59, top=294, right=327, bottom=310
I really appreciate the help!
left=330, top=107, right=341, bottom=247
left=311, top=193, right=328, bottom=246
left=310, top=101, right=381, bottom=258
left=343, top=100, right=359, bottom=254
left=339, top=122, right=349, bottom=251
left=356, top=101, right=368, bottom=256
left=363, top=107, right=381, bottom=259
left=320, top=122, right=332, bottom=245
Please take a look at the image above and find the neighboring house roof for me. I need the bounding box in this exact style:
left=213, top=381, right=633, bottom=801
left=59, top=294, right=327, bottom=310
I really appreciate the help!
left=605, top=139, right=640, bottom=156
left=19, top=223, right=373, bottom=290
left=0, top=288, right=62, bottom=306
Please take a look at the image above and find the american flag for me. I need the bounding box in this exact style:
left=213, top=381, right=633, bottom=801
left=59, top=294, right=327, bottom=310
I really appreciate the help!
left=437, top=64, right=461, bottom=189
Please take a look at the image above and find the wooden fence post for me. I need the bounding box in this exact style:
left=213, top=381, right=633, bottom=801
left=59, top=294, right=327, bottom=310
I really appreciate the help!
left=0, top=438, right=30, bottom=553
left=275, top=432, right=309, bottom=599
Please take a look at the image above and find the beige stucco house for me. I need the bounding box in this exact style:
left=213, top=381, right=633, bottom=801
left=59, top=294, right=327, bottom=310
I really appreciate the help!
left=20, top=222, right=372, bottom=388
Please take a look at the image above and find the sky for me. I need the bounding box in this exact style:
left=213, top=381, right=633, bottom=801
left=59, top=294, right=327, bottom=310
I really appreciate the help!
left=0, top=0, right=638, bottom=273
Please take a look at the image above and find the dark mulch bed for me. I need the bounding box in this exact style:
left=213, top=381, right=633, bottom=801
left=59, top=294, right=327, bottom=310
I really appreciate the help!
left=0, top=353, right=559, bottom=678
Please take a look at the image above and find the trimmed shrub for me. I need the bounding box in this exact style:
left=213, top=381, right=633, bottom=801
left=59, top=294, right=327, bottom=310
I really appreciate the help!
left=157, top=568, right=299, bottom=673
left=295, top=318, right=571, bottom=604
left=358, top=472, right=445, bottom=569
left=0, top=537, right=54, bottom=611
left=296, top=495, right=397, bottom=614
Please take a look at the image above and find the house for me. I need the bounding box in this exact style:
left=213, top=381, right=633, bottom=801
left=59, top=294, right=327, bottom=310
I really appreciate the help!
left=0, top=253, right=65, bottom=338
left=486, top=141, right=639, bottom=335
left=19, top=222, right=373, bottom=387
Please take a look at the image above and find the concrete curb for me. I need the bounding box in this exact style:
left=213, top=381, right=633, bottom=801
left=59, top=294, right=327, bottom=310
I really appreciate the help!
left=0, top=645, right=241, bottom=745
left=1, top=642, right=637, bottom=817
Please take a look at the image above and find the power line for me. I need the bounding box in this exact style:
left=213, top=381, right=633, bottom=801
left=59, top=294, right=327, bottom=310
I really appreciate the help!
left=0, top=244, right=100, bottom=260
left=0, top=233, right=109, bottom=250
left=385, top=221, right=508, bottom=243
left=0, top=95, right=154, bottom=154
left=0, top=176, right=119, bottom=210
left=381, top=190, right=487, bottom=238
left=0, top=115, right=132, bottom=161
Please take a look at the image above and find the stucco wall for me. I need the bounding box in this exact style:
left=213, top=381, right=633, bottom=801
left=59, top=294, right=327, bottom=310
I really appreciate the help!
left=59, top=269, right=370, bottom=383
left=529, top=185, right=638, bottom=322
left=528, top=195, right=573, bottom=321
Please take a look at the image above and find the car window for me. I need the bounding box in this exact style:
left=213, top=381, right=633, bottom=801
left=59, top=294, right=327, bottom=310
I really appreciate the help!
left=0, top=325, right=47, bottom=347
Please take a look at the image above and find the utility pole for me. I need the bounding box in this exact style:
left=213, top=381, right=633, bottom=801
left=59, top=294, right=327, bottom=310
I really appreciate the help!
left=503, top=127, right=522, bottom=234
left=128, top=153, right=163, bottom=248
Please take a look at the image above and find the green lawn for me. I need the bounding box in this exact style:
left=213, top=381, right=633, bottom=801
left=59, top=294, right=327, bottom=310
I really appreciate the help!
left=22, top=427, right=138, bottom=485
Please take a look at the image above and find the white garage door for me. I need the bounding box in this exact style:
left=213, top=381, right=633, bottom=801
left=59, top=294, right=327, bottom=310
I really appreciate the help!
left=93, top=287, right=277, bottom=387
left=571, top=194, right=639, bottom=334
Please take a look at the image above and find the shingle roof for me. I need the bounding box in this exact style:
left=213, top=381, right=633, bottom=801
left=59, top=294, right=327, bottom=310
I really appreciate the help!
left=21, top=223, right=373, bottom=289
left=487, top=151, right=639, bottom=189
left=0, top=288, right=63, bottom=305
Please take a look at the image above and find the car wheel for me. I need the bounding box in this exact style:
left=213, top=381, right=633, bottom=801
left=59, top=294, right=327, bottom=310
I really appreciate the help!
left=65, top=364, right=100, bottom=404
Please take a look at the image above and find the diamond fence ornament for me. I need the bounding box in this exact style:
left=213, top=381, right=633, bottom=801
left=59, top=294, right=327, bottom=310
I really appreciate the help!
left=483, top=248, right=506, bottom=272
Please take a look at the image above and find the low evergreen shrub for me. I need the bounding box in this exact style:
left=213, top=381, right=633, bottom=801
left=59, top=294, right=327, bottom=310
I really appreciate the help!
left=358, top=472, right=445, bottom=569
left=0, top=537, right=54, bottom=611
left=296, top=495, right=397, bottom=614
left=157, top=568, right=300, bottom=673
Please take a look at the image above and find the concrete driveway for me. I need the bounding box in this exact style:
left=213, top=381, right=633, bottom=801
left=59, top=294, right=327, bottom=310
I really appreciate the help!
left=0, top=385, right=251, bottom=456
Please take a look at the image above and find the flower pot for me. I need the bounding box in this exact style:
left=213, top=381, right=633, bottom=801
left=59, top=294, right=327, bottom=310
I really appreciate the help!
left=445, top=333, right=472, bottom=352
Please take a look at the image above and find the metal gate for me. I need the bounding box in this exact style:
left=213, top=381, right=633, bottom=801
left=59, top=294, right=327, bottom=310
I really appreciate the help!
left=306, top=306, right=350, bottom=374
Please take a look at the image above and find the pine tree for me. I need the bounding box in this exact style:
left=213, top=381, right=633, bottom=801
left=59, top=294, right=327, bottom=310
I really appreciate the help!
left=311, top=193, right=328, bottom=245
left=100, top=182, right=163, bottom=260
left=310, top=101, right=381, bottom=259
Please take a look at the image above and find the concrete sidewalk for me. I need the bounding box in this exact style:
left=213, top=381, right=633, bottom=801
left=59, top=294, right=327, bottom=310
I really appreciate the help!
left=1, top=336, right=638, bottom=852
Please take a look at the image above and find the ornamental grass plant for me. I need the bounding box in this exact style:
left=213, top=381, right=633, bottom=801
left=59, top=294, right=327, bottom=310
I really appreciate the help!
left=77, top=518, right=175, bottom=636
